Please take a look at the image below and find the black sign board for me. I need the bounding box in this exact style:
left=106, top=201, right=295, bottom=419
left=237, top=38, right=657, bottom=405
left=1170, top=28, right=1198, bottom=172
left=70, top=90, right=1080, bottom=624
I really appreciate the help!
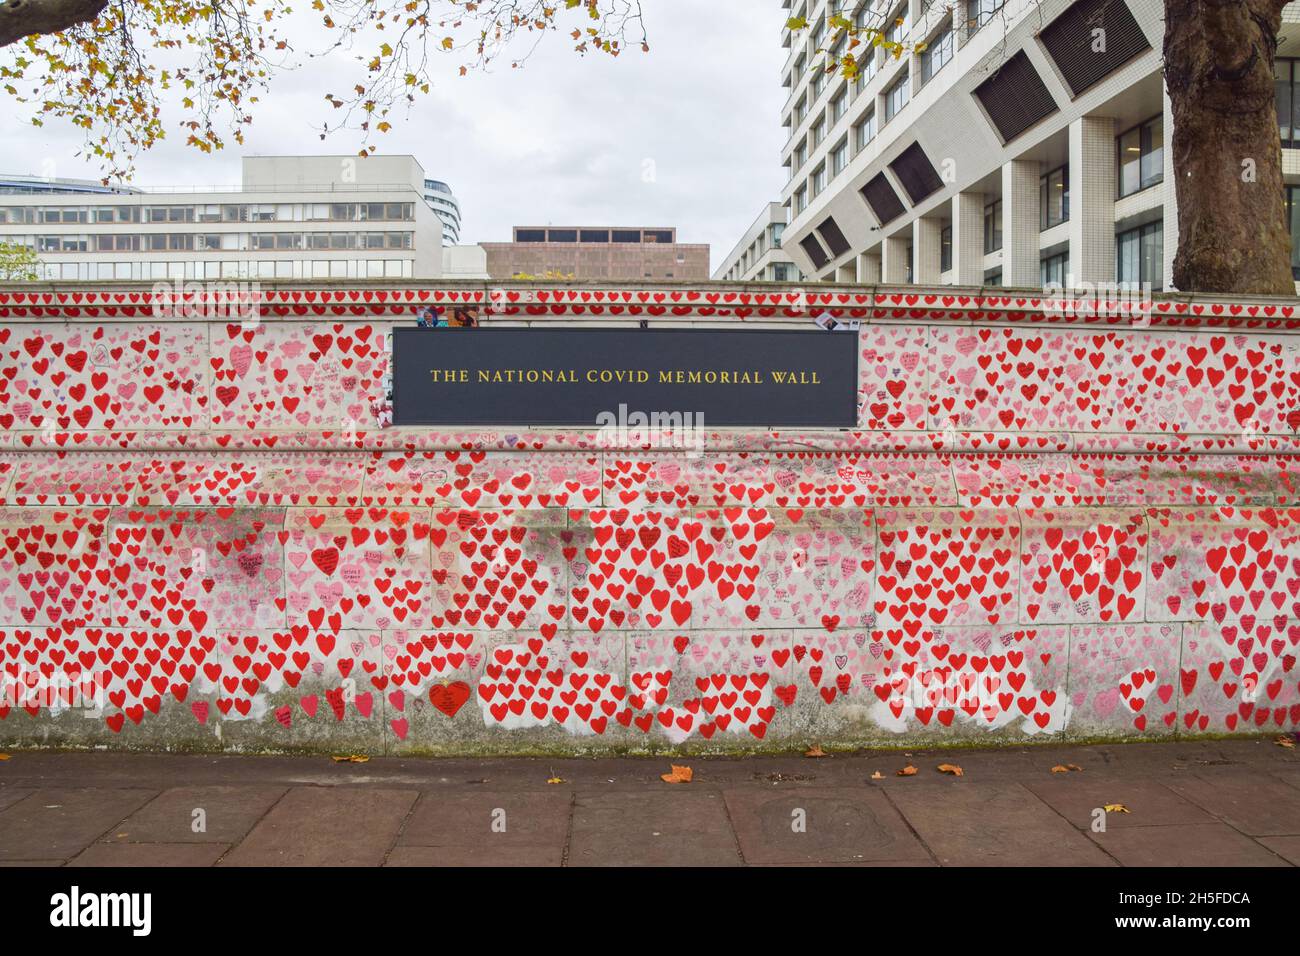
left=391, top=327, right=858, bottom=427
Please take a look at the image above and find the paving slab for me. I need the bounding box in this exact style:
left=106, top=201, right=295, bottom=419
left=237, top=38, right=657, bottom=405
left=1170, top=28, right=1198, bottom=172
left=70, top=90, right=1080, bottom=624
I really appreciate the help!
left=0, top=788, right=33, bottom=813
left=103, top=786, right=287, bottom=844
left=1165, top=772, right=1300, bottom=836
left=397, top=790, right=569, bottom=851
left=723, top=787, right=931, bottom=864
left=384, top=845, right=562, bottom=866
left=68, top=843, right=229, bottom=867
left=0, top=789, right=156, bottom=861
left=0, top=860, right=64, bottom=867
left=1256, top=835, right=1300, bottom=865
left=568, top=791, right=741, bottom=866
left=1088, top=823, right=1290, bottom=867
left=1021, top=776, right=1216, bottom=830
left=885, top=781, right=1115, bottom=866
left=219, top=787, right=417, bottom=867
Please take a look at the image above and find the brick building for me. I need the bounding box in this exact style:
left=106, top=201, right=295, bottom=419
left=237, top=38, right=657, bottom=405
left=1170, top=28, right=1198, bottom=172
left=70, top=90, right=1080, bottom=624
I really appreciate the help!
left=482, top=227, right=710, bottom=281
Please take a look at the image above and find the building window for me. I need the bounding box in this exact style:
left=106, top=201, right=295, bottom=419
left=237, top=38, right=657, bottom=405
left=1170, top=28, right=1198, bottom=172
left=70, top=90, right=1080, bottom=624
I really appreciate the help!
left=773, top=263, right=791, bottom=281
left=772, top=222, right=785, bottom=248
left=1116, top=221, right=1164, bottom=289
left=1040, top=164, right=1069, bottom=230
left=920, top=25, right=954, bottom=85
left=984, top=268, right=1002, bottom=286
left=1277, top=59, right=1300, bottom=148
left=1117, top=115, right=1164, bottom=197
left=831, top=139, right=849, bottom=177
left=795, top=186, right=808, bottom=215
left=884, top=73, right=910, bottom=122
left=832, top=90, right=847, bottom=124
left=885, top=6, right=909, bottom=47
left=940, top=225, right=953, bottom=273
left=812, top=119, right=825, bottom=147
left=965, top=0, right=1006, bottom=39
left=855, top=110, right=877, bottom=150
left=1040, top=251, right=1069, bottom=287
left=983, top=199, right=1003, bottom=253
left=811, top=163, right=827, bottom=198
left=795, top=143, right=808, bottom=171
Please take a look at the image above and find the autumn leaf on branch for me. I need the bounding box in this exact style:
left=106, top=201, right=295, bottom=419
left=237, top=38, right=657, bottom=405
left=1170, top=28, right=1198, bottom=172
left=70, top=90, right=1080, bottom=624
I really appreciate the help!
left=0, top=0, right=650, bottom=181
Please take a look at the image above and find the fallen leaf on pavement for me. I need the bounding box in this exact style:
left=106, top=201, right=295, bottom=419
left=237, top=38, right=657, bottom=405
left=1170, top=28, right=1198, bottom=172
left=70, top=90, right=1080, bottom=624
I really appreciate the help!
left=1276, top=735, right=1296, bottom=749
left=1103, top=803, right=1130, bottom=814
left=1051, top=764, right=1084, bottom=773
left=804, top=744, right=828, bottom=758
left=937, top=763, right=964, bottom=777
left=0, top=754, right=9, bottom=761
left=547, top=776, right=565, bottom=785
left=897, top=764, right=918, bottom=776
left=661, top=765, right=693, bottom=784
left=330, top=754, right=369, bottom=763
left=870, top=771, right=885, bottom=780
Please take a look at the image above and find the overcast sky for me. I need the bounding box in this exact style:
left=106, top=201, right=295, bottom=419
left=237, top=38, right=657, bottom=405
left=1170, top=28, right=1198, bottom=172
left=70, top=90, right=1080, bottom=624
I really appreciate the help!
left=0, top=1, right=789, bottom=270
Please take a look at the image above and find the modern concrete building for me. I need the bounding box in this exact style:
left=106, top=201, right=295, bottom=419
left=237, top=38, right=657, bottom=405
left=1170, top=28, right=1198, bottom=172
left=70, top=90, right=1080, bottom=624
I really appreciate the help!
left=441, top=243, right=490, bottom=278
left=714, top=202, right=805, bottom=281
left=482, top=227, right=710, bottom=280
left=775, top=0, right=1300, bottom=290
left=423, top=179, right=462, bottom=244
left=0, top=155, right=442, bottom=281
left=0, top=174, right=139, bottom=197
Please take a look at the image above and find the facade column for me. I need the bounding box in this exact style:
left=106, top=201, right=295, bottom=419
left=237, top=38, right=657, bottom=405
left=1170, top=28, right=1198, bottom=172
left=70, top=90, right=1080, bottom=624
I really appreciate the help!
left=857, top=251, right=882, bottom=283
left=1068, top=114, right=1117, bottom=287
left=882, top=235, right=910, bottom=284
left=953, top=190, right=985, bottom=285
left=913, top=218, right=942, bottom=285
left=1001, top=159, right=1040, bottom=287
left=1161, top=88, right=1178, bottom=290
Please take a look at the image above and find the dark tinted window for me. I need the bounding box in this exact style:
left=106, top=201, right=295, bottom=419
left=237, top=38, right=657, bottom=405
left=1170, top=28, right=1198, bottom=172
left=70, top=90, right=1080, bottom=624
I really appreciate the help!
left=800, top=235, right=831, bottom=269
left=817, top=216, right=852, bottom=258
left=1040, top=0, right=1150, bottom=96
left=972, top=51, right=1059, bottom=142
left=889, top=142, right=945, bottom=204
left=861, top=173, right=906, bottom=225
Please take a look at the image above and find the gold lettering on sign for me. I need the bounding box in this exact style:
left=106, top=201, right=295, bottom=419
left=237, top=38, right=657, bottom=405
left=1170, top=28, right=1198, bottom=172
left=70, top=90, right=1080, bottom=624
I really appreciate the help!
left=430, top=367, right=826, bottom=386
left=769, top=371, right=822, bottom=385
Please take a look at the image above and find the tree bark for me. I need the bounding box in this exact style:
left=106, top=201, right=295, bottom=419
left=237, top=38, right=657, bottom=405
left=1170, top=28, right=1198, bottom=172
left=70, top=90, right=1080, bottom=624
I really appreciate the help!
left=1164, top=0, right=1295, bottom=294
left=0, top=0, right=108, bottom=49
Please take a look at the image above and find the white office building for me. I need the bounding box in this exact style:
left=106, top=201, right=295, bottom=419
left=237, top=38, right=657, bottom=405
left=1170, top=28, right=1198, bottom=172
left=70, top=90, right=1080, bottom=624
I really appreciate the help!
left=714, top=201, right=806, bottom=281
left=774, top=0, right=1300, bottom=290
left=0, top=155, right=443, bottom=281
left=423, top=179, right=462, bottom=245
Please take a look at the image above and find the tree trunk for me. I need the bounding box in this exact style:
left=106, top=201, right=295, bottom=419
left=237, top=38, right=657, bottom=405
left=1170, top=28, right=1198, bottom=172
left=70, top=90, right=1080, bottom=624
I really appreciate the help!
left=0, top=0, right=108, bottom=49
left=1164, top=0, right=1295, bottom=295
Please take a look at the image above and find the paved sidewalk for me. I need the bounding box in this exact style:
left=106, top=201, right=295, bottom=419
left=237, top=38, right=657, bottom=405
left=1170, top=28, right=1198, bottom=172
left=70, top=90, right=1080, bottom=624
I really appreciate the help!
left=0, top=740, right=1297, bottom=866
